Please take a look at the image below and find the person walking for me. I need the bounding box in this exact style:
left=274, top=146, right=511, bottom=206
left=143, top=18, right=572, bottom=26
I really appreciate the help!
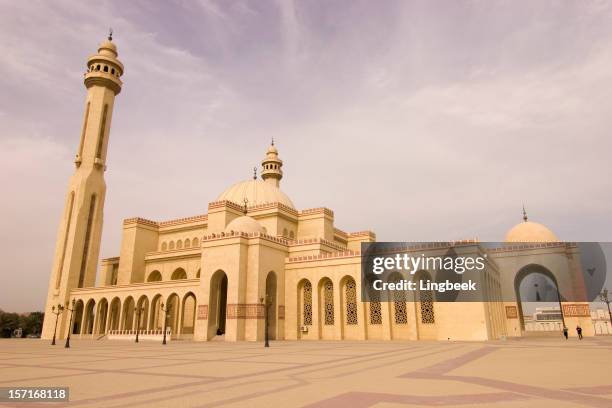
left=576, top=325, right=583, bottom=340
left=563, top=327, right=568, bottom=340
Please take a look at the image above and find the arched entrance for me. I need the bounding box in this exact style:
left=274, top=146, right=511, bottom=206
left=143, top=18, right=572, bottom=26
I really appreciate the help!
left=109, top=297, right=121, bottom=330
left=96, top=298, right=108, bottom=334
left=514, top=264, right=564, bottom=332
left=72, top=300, right=84, bottom=335
left=122, top=297, right=135, bottom=330
left=265, top=272, right=277, bottom=340
left=150, top=294, right=163, bottom=330
left=136, top=296, right=149, bottom=332
left=209, top=270, right=228, bottom=338
left=83, top=299, right=96, bottom=335
left=166, top=293, right=180, bottom=337
left=181, top=292, right=197, bottom=337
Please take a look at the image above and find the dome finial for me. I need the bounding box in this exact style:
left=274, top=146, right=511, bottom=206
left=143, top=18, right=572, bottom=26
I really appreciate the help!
left=253, top=166, right=257, bottom=180
left=271, top=137, right=275, bottom=146
left=522, top=204, right=528, bottom=222
left=108, top=27, right=113, bottom=41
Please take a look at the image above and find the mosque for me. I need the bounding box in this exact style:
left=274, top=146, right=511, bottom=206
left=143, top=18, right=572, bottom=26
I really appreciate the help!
left=41, top=36, right=595, bottom=343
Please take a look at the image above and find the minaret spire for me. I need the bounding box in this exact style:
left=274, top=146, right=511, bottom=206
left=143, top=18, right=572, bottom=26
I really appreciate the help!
left=261, top=140, right=283, bottom=188
left=41, top=35, right=124, bottom=341
left=522, top=204, right=528, bottom=222
left=108, top=27, right=113, bottom=41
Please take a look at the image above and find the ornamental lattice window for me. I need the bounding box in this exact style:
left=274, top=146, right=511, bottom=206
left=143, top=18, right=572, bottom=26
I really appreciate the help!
left=303, top=281, right=312, bottom=326
left=393, top=289, right=407, bottom=324
left=420, top=289, right=435, bottom=324
left=369, top=288, right=382, bottom=324
left=324, top=280, right=334, bottom=325
left=345, top=279, right=358, bottom=325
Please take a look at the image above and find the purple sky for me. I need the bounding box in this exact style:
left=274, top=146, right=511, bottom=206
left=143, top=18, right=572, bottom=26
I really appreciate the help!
left=1, top=1, right=612, bottom=312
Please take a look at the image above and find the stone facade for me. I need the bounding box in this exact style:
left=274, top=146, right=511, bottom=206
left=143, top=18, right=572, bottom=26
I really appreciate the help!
left=42, top=37, right=595, bottom=343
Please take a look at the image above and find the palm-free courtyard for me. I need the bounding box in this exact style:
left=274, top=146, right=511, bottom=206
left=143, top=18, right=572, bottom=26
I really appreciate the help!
left=0, top=337, right=611, bottom=407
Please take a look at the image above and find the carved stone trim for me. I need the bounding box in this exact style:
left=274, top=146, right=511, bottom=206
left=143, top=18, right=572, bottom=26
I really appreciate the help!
left=563, top=303, right=590, bottom=317
left=226, top=303, right=265, bottom=319
left=505, top=306, right=518, bottom=319
left=278, top=305, right=285, bottom=320
left=197, top=305, right=208, bottom=320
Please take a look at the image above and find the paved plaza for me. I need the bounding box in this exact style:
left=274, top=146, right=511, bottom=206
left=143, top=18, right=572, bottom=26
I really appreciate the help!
left=0, top=337, right=611, bottom=407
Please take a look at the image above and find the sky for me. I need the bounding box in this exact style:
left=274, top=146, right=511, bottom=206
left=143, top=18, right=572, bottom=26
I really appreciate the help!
left=1, top=0, right=612, bottom=312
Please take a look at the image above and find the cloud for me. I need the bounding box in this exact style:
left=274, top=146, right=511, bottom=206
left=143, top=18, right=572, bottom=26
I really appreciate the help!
left=1, top=0, right=612, bottom=311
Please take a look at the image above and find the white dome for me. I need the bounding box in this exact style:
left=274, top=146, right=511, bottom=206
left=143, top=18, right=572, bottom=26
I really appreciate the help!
left=217, top=179, right=295, bottom=209
left=505, top=221, right=559, bottom=243
left=225, top=216, right=265, bottom=234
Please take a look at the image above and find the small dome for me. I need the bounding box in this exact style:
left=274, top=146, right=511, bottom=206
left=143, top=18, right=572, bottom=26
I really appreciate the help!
left=98, top=40, right=118, bottom=57
left=217, top=179, right=295, bottom=209
left=266, top=144, right=278, bottom=155
left=225, top=216, right=265, bottom=234
left=505, top=221, right=559, bottom=243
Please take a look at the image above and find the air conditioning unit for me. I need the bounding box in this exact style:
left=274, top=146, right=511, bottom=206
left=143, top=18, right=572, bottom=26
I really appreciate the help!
left=300, top=325, right=308, bottom=333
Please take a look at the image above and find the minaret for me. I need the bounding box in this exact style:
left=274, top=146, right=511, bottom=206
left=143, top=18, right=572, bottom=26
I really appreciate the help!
left=260, top=139, right=283, bottom=187
left=41, top=33, right=124, bottom=340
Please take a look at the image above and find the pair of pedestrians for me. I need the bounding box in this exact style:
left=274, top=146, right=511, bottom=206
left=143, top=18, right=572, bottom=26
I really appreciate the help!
left=562, top=326, right=583, bottom=340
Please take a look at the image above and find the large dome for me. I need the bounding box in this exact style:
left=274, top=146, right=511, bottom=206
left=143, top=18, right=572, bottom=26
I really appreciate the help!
left=225, top=215, right=266, bottom=234
left=504, top=221, right=559, bottom=243
left=216, top=179, right=295, bottom=209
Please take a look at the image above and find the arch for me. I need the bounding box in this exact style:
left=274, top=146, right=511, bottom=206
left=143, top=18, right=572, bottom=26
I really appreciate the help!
left=289, top=230, right=295, bottom=239
left=340, top=276, right=358, bottom=340
left=111, top=68, right=115, bottom=75
left=166, top=293, right=180, bottom=337
left=121, top=296, right=135, bottom=330
left=181, top=292, right=197, bottom=336
left=184, top=238, right=191, bottom=248
left=103, top=65, right=109, bottom=72
left=514, top=264, right=564, bottom=331
left=415, top=271, right=435, bottom=323
left=341, top=276, right=358, bottom=326
left=109, top=297, right=121, bottom=330
left=196, top=268, right=201, bottom=278
left=387, top=272, right=409, bottom=340
left=265, top=271, right=278, bottom=340
left=96, top=298, right=109, bottom=334
left=72, top=300, right=84, bottom=335
left=192, top=237, right=199, bottom=247
left=136, top=295, right=149, bottom=332
left=414, top=270, right=437, bottom=339
left=161, top=242, right=167, bottom=251
left=389, top=272, right=407, bottom=325
left=318, top=278, right=335, bottom=339
left=83, top=299, right=96, bottom=335
left=297, top=279, right=312, bottom=339
left=208, top=270, right=228, bottom=338
left=147, top=270, right=162, bottom=282
left=171, top=268, right=187, bottom=280
left=177, top=239, right=183, bottom=249
left=169, top=241, right=175, bottom=250
left=283, top=228, right=288, bottom=237
left=149, top=294, right=163, bottom=330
